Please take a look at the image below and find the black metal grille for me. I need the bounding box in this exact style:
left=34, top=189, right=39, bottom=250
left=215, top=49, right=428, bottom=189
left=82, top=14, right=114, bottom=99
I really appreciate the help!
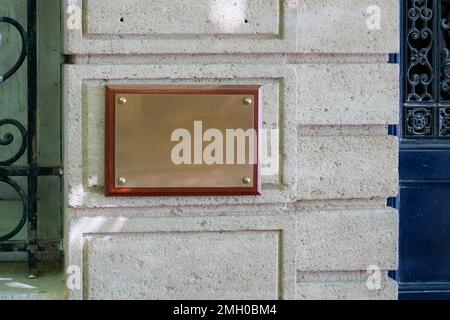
left=403, top=0, right=450, bottom=138
left=0, top=0, right=61, bottom=277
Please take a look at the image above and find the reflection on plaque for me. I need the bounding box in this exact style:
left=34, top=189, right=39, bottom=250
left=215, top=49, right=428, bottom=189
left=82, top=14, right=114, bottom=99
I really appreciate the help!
left=105, top=85, right=261, bottom=196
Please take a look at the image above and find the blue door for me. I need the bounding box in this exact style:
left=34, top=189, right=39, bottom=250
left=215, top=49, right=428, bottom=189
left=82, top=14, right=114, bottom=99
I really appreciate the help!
left=398, top=0, right=450, bottom=299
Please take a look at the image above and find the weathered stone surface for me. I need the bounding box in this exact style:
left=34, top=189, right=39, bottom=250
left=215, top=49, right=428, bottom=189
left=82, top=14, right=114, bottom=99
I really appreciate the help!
left=66, top=212, right=296, bottom=300
left=296, top=209, right=398, bottom=271
left=297, top=64, right=399, bottom=125
left=296, top=272, right=397, bottom=300
left=85, top=231, right=279, bottom=300
left=297, top=135, right=398, bottom=200
left=65, top=0, right=398, bottom=54
left=84, top=0, right=280, bottom=36
left=61, top=0, right=401, bottom=301
left=297, top=0, right=399, bottom=53
left=64, top=0, right=297, bottom=54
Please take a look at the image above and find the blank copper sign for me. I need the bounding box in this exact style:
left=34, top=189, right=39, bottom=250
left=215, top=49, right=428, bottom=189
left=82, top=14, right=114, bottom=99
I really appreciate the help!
left=105, top=85, right=261, bottom=196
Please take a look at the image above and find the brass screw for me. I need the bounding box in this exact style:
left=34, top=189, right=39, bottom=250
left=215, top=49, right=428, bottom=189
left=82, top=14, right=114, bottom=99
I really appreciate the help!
left=243, top=97, right=253, bottom=105
left=242, top=176, right=252, bottom=185
left=118, top=97, right=127, bottom=105
left=117, top=176, right=127, bottom=186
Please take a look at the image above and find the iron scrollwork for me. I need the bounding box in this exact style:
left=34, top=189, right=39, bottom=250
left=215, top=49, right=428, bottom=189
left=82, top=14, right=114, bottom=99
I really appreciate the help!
left=0, top=119, right=27, bottom=166
left=0, top=176, right=27, bottom=243
left=441, top=0, right=450, bottom=101
left=0, top=0, right=61, bottom=278
left=406, top=107, right=434, bottom=136
left=0, top=16, right=27, bottom=84
left=406, top=0, right=434, bottom=103
left=0, top=16, right=28, bottom=167
left=439, top=107, right=450, bottom=135
left=404, top=0, right=450, bottom=138
left=0, top=15, right=28, bottom=244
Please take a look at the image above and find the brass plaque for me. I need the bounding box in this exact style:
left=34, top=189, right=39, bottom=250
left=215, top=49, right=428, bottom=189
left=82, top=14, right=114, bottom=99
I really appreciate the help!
left=105, top=86, right=261, bottom=196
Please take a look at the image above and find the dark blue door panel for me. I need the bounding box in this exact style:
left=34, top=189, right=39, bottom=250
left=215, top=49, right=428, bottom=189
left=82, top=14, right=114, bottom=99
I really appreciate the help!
left=399, top=184, right=450, bottom=282
left=400, top=148, right=450, bottom=181
left=397, top=145, right=450, bottom=299
left=399, top=0, right=450, bottom=299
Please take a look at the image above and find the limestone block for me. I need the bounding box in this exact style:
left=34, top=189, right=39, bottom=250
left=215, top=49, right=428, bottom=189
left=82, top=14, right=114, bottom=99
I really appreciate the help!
left=84, top=0, right=280, bottom=36
left=65, top=0, right=399, bottom=54
left=297, top=0, right=399, bottom=53
left=296, top=272, right=397, bottom=300
left=65, top=212, right=296, bottom=300
left=297, top=64, right=399, bottom=125
left=296, top=208, right=398, bottom=271
left=86, top=231, right=279, bottom=300
left=64, top=64, right=298, bottom=208
left=63, top=0, right=297, bottom=54
left=297, top=135, right=398, bottom=200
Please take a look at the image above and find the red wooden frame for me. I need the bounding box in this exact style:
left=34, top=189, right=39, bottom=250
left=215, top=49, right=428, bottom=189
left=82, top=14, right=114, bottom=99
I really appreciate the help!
left=105, top=85, right=262, bottom=196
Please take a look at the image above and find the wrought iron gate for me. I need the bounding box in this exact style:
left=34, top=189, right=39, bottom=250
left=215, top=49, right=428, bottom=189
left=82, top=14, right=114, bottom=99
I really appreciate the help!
left=0, top=0, right=61, bottom=277
left=403, top=0, right=450, bottom=137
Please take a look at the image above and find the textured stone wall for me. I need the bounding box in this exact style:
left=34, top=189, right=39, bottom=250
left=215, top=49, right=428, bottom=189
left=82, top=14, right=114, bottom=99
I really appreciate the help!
left=63, top=0, right=399, bottom=300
